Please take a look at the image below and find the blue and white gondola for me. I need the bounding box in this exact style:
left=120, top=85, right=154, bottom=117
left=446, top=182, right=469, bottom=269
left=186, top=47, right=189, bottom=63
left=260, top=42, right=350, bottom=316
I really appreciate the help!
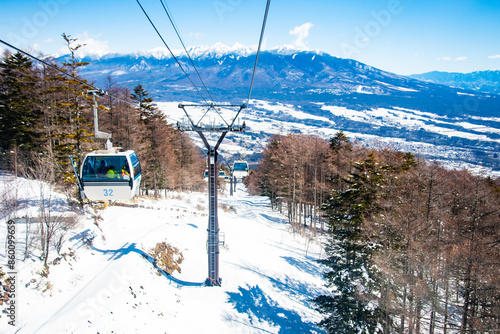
left=79, top=148, right=142, bottom=201
left=232, top=160, right=249, bottom=179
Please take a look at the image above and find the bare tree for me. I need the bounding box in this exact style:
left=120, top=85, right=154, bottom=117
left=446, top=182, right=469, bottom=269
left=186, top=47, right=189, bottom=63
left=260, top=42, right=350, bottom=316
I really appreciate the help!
left=26, top=150, right=78, bottom=268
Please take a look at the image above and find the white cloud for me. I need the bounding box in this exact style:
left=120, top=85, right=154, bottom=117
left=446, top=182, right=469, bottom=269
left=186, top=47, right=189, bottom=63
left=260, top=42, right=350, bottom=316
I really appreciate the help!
left=289, top=22, right=314, bottom=49
left=59, top=32, right=112, bottom=57
left=488, top=54, right=500, bottom=59
left=437, top=56, right=467, bottom=62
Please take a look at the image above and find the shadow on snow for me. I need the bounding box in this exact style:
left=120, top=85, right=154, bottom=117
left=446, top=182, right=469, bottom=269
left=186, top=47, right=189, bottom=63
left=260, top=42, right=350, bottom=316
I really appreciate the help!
left=227, top=285, right=324, bottom=334
left=84, top=239, right=204, bottom=288
left=281, top=256, right=326, bottom=278
left=259, top=213, right=288, bottom=225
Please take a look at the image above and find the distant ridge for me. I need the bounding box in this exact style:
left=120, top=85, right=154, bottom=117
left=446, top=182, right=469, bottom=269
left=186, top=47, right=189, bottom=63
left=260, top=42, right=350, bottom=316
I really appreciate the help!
left=409, top=70, right=500, bottom=94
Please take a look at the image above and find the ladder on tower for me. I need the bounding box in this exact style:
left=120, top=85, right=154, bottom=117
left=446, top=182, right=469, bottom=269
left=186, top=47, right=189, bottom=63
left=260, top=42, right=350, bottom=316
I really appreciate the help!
left=207, top=150, right=220, bottom=285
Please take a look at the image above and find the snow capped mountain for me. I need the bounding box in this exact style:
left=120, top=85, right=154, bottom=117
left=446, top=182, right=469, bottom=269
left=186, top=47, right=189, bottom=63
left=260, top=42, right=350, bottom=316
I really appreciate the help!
left=64, top=44, right=500, bottom=175
left=73, top=43, right=433, bottom=100
left=187, top=42, right=255, bottom=59
left=268, top=44, right=324, bottom=56
left=73, top=42, right=326, bottom=62
left=75, top=43, right=258, bottom=61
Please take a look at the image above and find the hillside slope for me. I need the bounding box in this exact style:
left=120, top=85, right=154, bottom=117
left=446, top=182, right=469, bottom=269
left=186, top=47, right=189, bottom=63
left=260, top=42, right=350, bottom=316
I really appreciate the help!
left=0, top=173, right=327, bottom=333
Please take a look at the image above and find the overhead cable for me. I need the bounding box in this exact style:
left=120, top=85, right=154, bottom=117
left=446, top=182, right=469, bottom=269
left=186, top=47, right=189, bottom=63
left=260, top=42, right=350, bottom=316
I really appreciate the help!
left=135, top=0, right=210, bottom=104
left=159, top=0, right=214, bottom=103
left=0, top=38, right=136, bottom=107
left=1, top=39, right=188, bottom=125
left=247, top=0, right=272, bottom=105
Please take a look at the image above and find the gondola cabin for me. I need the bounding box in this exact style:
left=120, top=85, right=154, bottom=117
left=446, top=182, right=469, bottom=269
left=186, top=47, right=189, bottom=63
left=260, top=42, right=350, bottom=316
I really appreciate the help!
left=232, top=160, right=249, bottom=179
left=80, top=149, right=141, bottom=201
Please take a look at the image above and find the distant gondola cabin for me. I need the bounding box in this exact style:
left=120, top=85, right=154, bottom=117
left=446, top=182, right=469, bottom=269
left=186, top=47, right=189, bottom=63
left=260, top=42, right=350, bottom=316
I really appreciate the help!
left=232, top=160, right=249, bottom=179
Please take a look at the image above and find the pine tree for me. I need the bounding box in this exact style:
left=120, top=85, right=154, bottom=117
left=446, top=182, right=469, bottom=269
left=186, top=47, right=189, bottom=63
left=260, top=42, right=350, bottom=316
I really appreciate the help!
left=131, top=84, right=154, bottom=122
left=330, top=131, right=351, bottom=153
left=314, top=152, right=388, bottom=334
left=0, top=52, right=42, bottom=153
left=49, top=34, right=95, bottom=183
left=131, top=84, right=154, bottom=195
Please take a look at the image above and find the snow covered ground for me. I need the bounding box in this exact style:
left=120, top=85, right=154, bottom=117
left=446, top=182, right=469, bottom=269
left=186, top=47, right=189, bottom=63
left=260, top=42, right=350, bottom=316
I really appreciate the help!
left=0, top=172, right=328, bottom=333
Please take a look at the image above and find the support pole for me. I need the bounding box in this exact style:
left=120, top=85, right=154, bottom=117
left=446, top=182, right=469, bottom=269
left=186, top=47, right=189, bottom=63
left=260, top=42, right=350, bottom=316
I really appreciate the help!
left=178, top=102, right=245, bottom=287
left=230, top=170, right=233, bottom=196
left=88, top=90, right=112, bottom=147
left=197, top=131, right=226, bottom=286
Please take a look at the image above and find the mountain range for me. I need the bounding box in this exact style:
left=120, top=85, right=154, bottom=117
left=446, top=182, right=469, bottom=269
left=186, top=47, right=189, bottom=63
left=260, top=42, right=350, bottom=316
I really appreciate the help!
left=62, top=44, right=500, bottom=175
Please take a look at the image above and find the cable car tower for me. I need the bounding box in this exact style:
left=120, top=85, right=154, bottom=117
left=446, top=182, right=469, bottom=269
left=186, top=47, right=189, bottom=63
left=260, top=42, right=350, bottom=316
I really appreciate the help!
left=135, top=0, right=271, bottom=286
left=178, top=103, right=246, bottom=286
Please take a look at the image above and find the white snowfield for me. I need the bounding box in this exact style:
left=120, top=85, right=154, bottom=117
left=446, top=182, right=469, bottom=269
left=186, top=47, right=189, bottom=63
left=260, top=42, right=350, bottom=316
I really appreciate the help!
left=1, top=173, right=328, bottom=334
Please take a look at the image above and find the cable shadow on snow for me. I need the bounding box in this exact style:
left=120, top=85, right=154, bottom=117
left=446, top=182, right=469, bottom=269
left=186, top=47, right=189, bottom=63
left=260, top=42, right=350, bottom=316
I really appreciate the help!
left=226, top=284, right=325, bottom=334
left=90, top=242, right=204, bottom=287
left=258, top=213, right=288, bottom=225
left=222, top=197, right=271, bottom=211
left=253, top=267, right=325, bottom=307
left=281, top=256, right=326, bottom=278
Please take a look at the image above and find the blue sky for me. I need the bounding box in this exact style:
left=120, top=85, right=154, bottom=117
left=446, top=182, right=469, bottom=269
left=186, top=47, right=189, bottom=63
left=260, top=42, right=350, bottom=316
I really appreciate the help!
left=1, top=0, right=500, bottom=75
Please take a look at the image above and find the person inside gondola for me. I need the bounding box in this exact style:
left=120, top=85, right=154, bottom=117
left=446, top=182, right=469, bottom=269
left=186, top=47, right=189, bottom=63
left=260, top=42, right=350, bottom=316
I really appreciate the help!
left=121, top=165, right=130, bottom=180
left=106, top=166, right=117, bottom=178
left=97, top=160, right=107, bottom=177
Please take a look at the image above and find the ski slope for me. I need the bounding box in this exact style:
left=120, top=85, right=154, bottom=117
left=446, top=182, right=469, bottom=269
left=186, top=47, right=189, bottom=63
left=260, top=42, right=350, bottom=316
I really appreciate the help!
left=1, top=173, right=328, bottom=333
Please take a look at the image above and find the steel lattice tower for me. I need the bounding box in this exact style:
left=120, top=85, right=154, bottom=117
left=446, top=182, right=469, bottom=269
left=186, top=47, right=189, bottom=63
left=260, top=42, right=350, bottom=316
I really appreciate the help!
left=178, top=103, right=246, bottom=286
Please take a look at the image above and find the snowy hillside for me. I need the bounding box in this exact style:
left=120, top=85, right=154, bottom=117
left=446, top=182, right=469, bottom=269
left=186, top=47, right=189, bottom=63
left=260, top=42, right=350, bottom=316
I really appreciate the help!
left=0, top=172, right=328, bottom=333
left=157, top=101, right=500, bottom=177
